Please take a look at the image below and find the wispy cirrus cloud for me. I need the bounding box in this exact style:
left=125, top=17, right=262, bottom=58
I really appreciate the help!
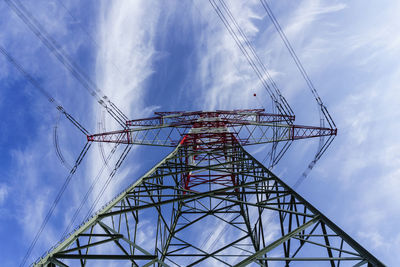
left=1, top=0, right=399, bottom=265
left=283, top=0, right=347, bottom=40
left=189, top=0, right=398, bottom=265
left=95, top=0, right=162, bottom=120
left=0, top=0, right=104, bottom=264
left=0, top=184, right=9, bottom=205
left=89, top=0, right=165, bottom=212
left=291, top=1, right=400, bottom=265
left=190, top=0, right=264, bottom=111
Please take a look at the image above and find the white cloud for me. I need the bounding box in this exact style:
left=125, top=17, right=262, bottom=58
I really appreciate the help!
left=300, top=2, right=400, bottom=264
left=91, top=0, right=163, bottom=206
left=9, top=129, right=65, bottom=262
left=95, top=0, right=161, bottom=120
left=3, top=0, right=398, bottom=265
left=0, top=1, right=108, bottom=264
left=284, top=0, right=347, bottom=41
left=191, top=0, right=265, bottom=111
left=85, top=0, right=400, bottom=265
left=190, top=1, right=399, bottom=265
left=0, top=183, right=9, bottom=205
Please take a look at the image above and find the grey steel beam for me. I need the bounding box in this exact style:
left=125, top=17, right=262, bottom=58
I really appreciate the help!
left=240, top=147, right=385, bottom=266
left=234, top=216, right=320, bottom=266
left=256, top=257, right=364, bottom=261
left=35, top=132, right=384, bottom=266
left=53, top=254, right=157, bottom=260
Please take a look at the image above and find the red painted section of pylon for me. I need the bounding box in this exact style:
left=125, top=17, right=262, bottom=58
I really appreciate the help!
left=85, top=109, right=337, bottom=194
left=178, top=112, right=240, bottom=194
left=86, top=110, right=336, bottom=146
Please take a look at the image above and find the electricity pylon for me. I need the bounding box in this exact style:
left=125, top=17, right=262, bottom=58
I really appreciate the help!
left=34, top=110, right=384, bottom=266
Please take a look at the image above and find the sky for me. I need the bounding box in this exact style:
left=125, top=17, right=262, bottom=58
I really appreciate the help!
left=0, top=0, right=399, bottom=266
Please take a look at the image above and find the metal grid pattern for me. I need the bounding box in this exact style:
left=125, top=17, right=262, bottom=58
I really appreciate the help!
left=35, top=125, right=382, bottom=266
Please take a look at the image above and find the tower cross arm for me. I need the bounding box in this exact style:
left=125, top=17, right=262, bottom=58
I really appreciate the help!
left=86, top=121, right=337, bottom=146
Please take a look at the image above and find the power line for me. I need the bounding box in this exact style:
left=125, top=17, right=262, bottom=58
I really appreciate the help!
left=209, top=0, right=337, bottom=188
left=259, top=0, right=337, bottom=186
left=55, top=0, right=126, bottom=77
left=0, top=41, right=95, bottom=267
left=5, top=0, right=129, bottom=128
left=208, top=0, right=294, bottom=121
left=1, top=2, right=135, bottom=263
left=84, top=144, right=133, bottom=221
left=218, top=0, right=294, bottom=118
left=0, top=44, right=89, bottom=135
left=19, top=141, right=91, bottom=267
left=259, top=0, right=336, bottom=129
left=208, top=0, right=298, bottom=174
left=61, top=142, right=120, bottom=239
left=0, top=35, right=95, bottom=267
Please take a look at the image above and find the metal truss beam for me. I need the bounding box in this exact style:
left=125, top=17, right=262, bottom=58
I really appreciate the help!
left=87, top=110, right=336, bottom=147
left=35, top=111, right=380, bottom=266
left=34, top=136, right=383, bottom=266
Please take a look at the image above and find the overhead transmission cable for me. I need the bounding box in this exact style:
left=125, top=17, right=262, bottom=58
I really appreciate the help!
left=20, top=142, right=92, bottom=267
left=53, top=0, right=129, bottom=170
left=5, top=0, right=129, bottom=128
left=203, top=0, right=334, bottom=252
left=61, top=142, right=120, bottom=239
left=84, top=144, right=133, bottom=221
left=206, top=1, right=292, bottom=251
left=259, top=0, right=337, bottom=187
left=208, top=0, right=294, bottom=172
left=217, top=0, right=294, bottom=119
left=55, top=0, right=126, bottom=76
left=0, top=44, right=93, bottom=267
left=3, top=2, right=134, bottom=263
left=208, top=0, right=293, bottom=121
left=0, top=45, right=89, bottom=135
left=54, top=0, right=120, bottom=171
left=259, top=0, right=336, bottom=129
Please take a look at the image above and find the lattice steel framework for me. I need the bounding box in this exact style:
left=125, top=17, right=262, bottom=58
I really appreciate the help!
left=87, top=109, right=336, bottom=147
left=34, top=110, right=384, bottom=266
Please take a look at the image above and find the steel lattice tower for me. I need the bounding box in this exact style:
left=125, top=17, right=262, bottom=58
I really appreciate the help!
left=34, top=110, right=384, bottom=266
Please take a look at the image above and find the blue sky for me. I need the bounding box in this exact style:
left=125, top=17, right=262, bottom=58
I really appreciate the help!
left=0, top=0, right=399, bottom=266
